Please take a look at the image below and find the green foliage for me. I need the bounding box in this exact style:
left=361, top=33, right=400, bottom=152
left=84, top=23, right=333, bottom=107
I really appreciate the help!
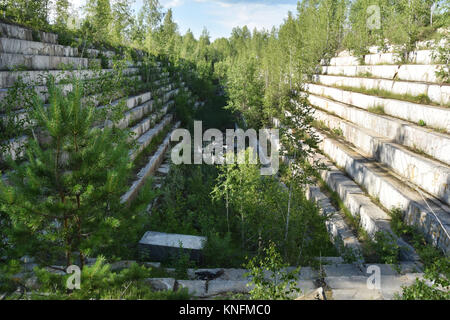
left=388, top=207, right=449, bottom=299
left=398, top=257, right=449, bottom=300
left=0, top=77, right=133, bottom=269
left=225, top=56, right=265, bottom=129
left=363, top=231, right=400, bottom=264
left=0, top=0, right=49, bottom=29
left=170, top=248, right=196, bottom=280
left=418, top=119, right=427, bottom=127
left=84, top=0, right=112, bottom=44
left=0, top=260, right=23, bottom=299
left=344, top=0, right=440, bottom=56
left=54, top=0, right=70, bottom=29
left=28, top=257, right=191, bottom=300
left=0, top=76, right=36, bottom=166
left=212, top=149, right=336, bottom=266
left=174, top=90, right=193, bottom=128
left=203, top=232, right=245, bottom=268
left=433, top=32, right=449, bottom=83
left=245, top=242, right=301, bottom=300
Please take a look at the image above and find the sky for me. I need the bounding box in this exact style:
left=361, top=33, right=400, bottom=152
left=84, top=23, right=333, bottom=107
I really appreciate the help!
left=70, top=0, right=299, bottom=41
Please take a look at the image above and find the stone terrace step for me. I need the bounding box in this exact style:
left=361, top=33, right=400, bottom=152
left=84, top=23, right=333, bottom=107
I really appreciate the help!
left=0, top=37, right=78, bottom=57
left=0, top=22, right=58, bottom=44
left=0, top=53, right=98, bottom=71
left=313, top=108, right=450, bottom=205
left=325, top=274, right=422, bottom=300
left=306, top=184, right=364, bottom=261
left=130, top=113, right=173, bottom=161
left=313, top=74, right=450, bottom=106
left=321, top=64, right=445, bottom=84
left=326, top=50, right=438, bottom=66
left=306, top=83, right=450, bottom=132
left=307, top=94, right=450, bottom=165
left=145, top=264, right=425, bottom=299
left=315, top=130, right=450, bottom=255
left=0, top=67, right=140, bottom=89
left=122, top=121, right=180, bottom=204
left=128, top=104, right=171, bottom=142
left=2, top=83, right=174, bottom=161
left=310, top=151, right=419, bottom=262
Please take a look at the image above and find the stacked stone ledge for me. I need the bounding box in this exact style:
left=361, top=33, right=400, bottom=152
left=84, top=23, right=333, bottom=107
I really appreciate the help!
left=0, top=21, right=198, bottom=209
left=305, top=42, right=450, bottom=255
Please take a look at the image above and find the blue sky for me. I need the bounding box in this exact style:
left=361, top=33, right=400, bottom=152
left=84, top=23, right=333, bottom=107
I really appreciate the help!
left=72, top=0, right=299, bottom=40
left=155, top=0, right=299, bottom=40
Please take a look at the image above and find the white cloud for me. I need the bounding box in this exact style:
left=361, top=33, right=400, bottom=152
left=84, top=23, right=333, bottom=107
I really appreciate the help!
left=161, top=0, right=185, bottom=8
left=211, top=1, right=296, bottom=33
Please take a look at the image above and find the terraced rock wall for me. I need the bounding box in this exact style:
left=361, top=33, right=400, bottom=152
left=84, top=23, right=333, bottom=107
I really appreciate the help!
left=0, top=22, right=198, bottom=203
left=306, top=43, right=450, bottom=255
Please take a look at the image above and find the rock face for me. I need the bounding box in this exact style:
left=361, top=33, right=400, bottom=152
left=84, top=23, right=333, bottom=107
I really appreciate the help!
left=138, top=231, right=206, bottom=262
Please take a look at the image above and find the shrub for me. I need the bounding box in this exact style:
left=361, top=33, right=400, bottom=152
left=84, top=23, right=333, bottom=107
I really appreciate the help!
left=245, top=242, right=301, bottom=300
left=29, top=257, right=191, bottom=300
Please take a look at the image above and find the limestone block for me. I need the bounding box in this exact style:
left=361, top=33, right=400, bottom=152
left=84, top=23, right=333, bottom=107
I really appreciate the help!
left=298, top=267, right=320, bottom=280
left=176, top=280, right=206, bottom=297
left=309, top=94, right=450, bottom=165
left=121, top=123, right=179, bottom=203
left=314, top=74, right=449, bottom=105
left=0, top=38, right=78, bottom=57
left=0, top=53, right=96, bottom=71
left=145, top=278, right=175, bottom=291
left=308, top=83, right=450, bottom=133
left=322, top=64, right=442, bottom=83
left=138, top=231, right=206, bottom=262
left=0, top=22, right=58, bottom=44
left=314, top=108, right=450, bottom=205
left=323, top=264, right=364, bottom=277
left=206, top=280, right=251, bottom=296
left=317, top=132, right=450, bottom=255
left=330, top=288, right=383, bottom=300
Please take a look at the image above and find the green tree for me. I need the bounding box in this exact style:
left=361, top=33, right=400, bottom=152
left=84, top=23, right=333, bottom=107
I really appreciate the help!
left=0, top=78, right=132, bottom=270
left=0, top=0, right=50, bottom=28
left=55, top=0, right=70, bottom=28
left=159, top=8, right=178, bottom=56
left=84, top=0, right=113, bottom=43
left=225, top=56, right=265, bottom=129
left=110, top=0, right=135, bottom=45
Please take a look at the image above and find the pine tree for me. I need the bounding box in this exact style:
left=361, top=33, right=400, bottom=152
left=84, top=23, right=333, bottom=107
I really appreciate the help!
left=111, top=0, right=135, bottom=45
left=160, top=8, right=178, bottom=56
left=0, top=77, right=132, bottom=270
left=84, top=0, right=113, bottom=43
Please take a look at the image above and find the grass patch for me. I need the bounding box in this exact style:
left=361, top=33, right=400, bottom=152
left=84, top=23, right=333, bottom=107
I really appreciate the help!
left=367, top=105, right=385, bottom=115
left=312, top=120, right=344, bottom=139
left=334, top=85, right=447, bottom=107
left=357, top=71, right=374, bottom=78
